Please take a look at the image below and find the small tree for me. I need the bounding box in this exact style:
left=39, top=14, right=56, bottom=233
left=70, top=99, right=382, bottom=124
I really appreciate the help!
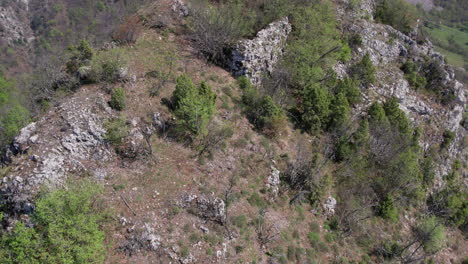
left=0, top=180, right=106, bottom=264
left=351, top=53, right=376, bottom=86
left=328, top=92, right=351, bottom=130
left=239, top=77, right=285, bottom=136
left=66, top=39, right=94, bottom=74
left=336, top=77, right=361, bottom=105
left=300, top=84, right=331, bottom=132
left=109, top=87, right=126, bottom=111
left=378, top=194, right=398, bottom=222
left=172, top=75, right=216, bottom=137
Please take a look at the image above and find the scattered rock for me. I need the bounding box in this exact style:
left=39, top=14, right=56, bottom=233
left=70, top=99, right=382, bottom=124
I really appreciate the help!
left=13, top=122, right=37, bottom=153
left=266, top=165, right=280, bottom=200
left=323, top=196, right=337, bottom=217
left=180, top=194, right=226, bottom=224
left=120, top=223, right=161, bottom=255
left=171, top=0, right=188, bottom=17
left=200, top=225, right=209, bottom=234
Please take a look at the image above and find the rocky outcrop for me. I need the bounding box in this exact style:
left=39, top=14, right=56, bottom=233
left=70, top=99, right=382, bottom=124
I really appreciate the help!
left=180, top=194, right=226, bottom=224
left=336, top=6, right=467, bottom=185
left=0, top=91, right=113, bottom=216
left=228, top=17, right=291, bottom=85
left=266, top=165, right=280, bottom=200
left=323, top=196, right=337, bottom=217
left=0, top=1, right=35, bottom=46
left=120, top=223, right=162, bottom=255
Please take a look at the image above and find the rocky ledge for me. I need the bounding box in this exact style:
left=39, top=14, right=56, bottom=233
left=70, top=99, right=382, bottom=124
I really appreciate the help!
left=228, top=17, right=292, bottom=86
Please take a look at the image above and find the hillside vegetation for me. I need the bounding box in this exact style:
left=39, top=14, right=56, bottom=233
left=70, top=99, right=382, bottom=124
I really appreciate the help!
left=0, top=0, right=466, bottom=263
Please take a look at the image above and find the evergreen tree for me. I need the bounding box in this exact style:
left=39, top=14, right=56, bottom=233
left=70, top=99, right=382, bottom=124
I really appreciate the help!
left=336, top=77, right=361, bottom=105
left=383, top=97, right=411, bottom=135
left=300, top=84, right=331, bottom=132
left=351, top=53, right=376, bottom=86
left=172, top=75, right=216, bottom=136
left=109, top=87, right=126, bottom=111
left=329, top=92, right=351, bottom=130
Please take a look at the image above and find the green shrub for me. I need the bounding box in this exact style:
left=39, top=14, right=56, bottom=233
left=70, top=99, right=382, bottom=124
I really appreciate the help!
left=172, top=74, right=216, bottom=137
left=239, top=77, right=285, bottom=136
left=66, top=39, right=94, bottom=74
left=428, top=183, right=467, bottom=228
left=401, top=61, right=427, bottom=89
left=378, top=194, right=399, bottom=221
left=109, top=87, right=126, bottom=111
left=328, top=92, right=351, bottom=130
left=374, top=0, right=418, bottom=34
left=299, top=84, right=331, bottom=132
left=348, top=33, right=362, bottom=48
left=0, top=180, right=105, bottom=264
left=415, top=217, right=446, bottom=254
left=232, top=215, right=248, bottom=229
left=420, top=157, right=435, bottom=188
left=0, top=76, right=31, bottom=148
left=336, top=77, right=361, bottom=105
left=368, top=102, right=388, bottom=123
left=308, top=232, right=320, bottom=243
left=441, top=130, right=455, bottom=149
left=351, top=53, right=376, bottom=86
left=104, top=117, right=129, bottom=145
left=338, top=42, right=352, bottom=62
left=383, top=97, right=411, bottom=135
left=247, top=192, right=266, bottom=208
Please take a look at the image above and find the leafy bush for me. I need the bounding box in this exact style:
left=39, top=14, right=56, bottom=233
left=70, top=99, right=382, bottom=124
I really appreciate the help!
left=247, top=192, right=266, bottom=208
left=188, top=0, right=291, bottom=63
left=374, top=0, right=418, bottom=34
left=189, top=1, right=254, bottom=63
left=88, top=48, right=129, bottom=83
left=441, top=130, right=455, bottom=149
left=401, top=61, right=427, bottom=89
left=104, top=117, right=129, bottom=145
left=172, top=74, right=216, bottom=137
left=414, top=217, right=446, bottom=254
left=239, top=77, right=285, bottom=136
left=109, top=87, right=126, bottom=111
left=0, top=180, right=106, bottom=264
left=351, top=53, right=376, bottom=86
left=0, top=76, right=31, bottom=149
left=335, top=77, right=361, bottom=105
left=66, top=39, right=94, bottom=74
left=284, top=0, right=342, bottom=87
left=428, top=183, right=467, bottom=228
left=328, top=92, right=351, bottom=130
left=378, top=194, right=399, bottom=221
left=196, top=122, right=234, bottom=157
left=383, top=97, right=411, bottom=135
left=299, top=84, right=331, bottom=132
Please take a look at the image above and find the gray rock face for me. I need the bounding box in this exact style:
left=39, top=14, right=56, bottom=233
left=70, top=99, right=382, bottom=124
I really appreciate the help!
left=0, top=92, right=113, bottom=215
left=228, top=17, right=291, bottom=85
left=0, top=1, right=35, bottom=45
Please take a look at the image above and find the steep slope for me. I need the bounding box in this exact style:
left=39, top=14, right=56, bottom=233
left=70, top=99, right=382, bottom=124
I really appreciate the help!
left=0, top=0, right=466, bottom=263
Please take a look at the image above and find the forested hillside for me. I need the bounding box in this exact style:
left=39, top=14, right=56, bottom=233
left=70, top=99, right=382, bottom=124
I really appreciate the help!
left=0, top=0, right=466, bottom=263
